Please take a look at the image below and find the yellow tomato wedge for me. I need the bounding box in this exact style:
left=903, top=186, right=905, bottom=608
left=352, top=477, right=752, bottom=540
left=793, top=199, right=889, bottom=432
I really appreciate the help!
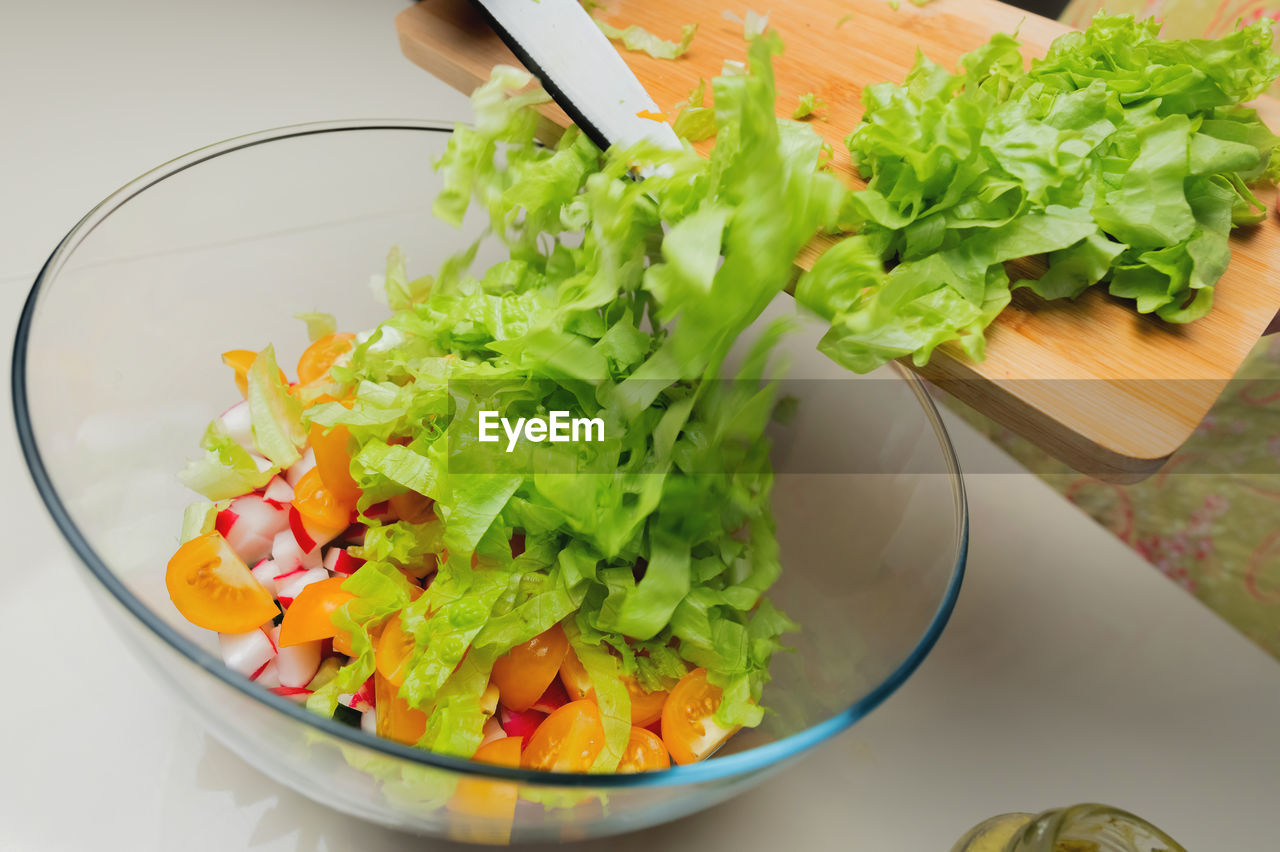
left=522, top=699, right=605, bottom=772
left=292, top=467, right=354, bottom=536
left=661, top=668, right=739, bottom=765
left=375, top=612, right=417, bottom=687
left=448, top=737, right=522, bottom=844
left=374, top=672, right=428, bottom=746
left=308, top=422, right=361, bottom=506
left=560, top=647, right=668, bottom=727
left=165, top=531, right=277, bottom=633
left=617, top=726, right=671, bottom=773
left=297, top=332, right=355, bottom=385
left=277, top=576, right=353, bottom=647
left=491, top=624, right=568, bottom=712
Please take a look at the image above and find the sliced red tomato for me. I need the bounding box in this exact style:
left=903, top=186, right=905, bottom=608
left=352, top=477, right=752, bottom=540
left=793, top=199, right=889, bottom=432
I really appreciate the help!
left=374, top=672, right=428, bottom=745
left=491, top=624, right=568, bottom=712
left=617, top=726, right=671, bottom=773
left=166, top=531, right=277, bottom=633
left=661, top=668, right=739, bottom=765
left=277, top=576, right=353, bottom=647
left=309, top=422, right=361, bottom=506
left=559, top=647, right=668, bottom=727
left=297, top=332, right=355, bottom=385
left=292, top=467, right=355, bottom=535
left=522, top=700, right=605, bottom=773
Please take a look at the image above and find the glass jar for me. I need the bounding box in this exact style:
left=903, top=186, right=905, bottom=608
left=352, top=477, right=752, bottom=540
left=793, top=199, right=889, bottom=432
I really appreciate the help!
left=951, top=803, right=1186, bottom=852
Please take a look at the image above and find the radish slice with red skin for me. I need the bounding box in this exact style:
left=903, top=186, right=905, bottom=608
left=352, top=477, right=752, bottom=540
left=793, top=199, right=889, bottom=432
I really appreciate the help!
left=263, top=476, right=294, bottom=504
left=324, top=548, right=364, bottom=576
left=275, top=566, right=329, bottom=605
left=337, top=524, right=366, bottom=546
left=284, top=447, right=316, bottom=488
left=250, top=559, right=280, bottom=597
left=218, top=628, right=275, bottom=678
left=270, top=686, right=313, bottom=702
left=270, top=626, right=321, bottom=688
left=289, top=506, right=341, bottom=551
left=220, top=495, right=289, bottom=565
left=348, top=677, right=376, bottom=712
left=219, top=400, right=254, bottom=452
left=272, top=527, right=322, bottom=573
left=480, top=714, right=506, bottom=747
left=499, top=707, right=546, bottom=748
left=253, top=659, right=282, bottom=689
left=360, top=709, right=377, bottom=734
left=530, top=678, right=570, bottom=715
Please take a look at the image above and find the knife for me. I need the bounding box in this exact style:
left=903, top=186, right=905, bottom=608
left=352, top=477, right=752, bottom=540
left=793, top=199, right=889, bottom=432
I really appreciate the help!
left=465, top=0, right=682, bottom=152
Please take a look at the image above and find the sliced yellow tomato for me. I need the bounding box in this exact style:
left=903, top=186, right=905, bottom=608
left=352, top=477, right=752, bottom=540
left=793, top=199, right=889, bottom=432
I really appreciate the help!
left=388, top=490, right=435, bottom=524
left=222, top=349, right=289, bottom=398
left=448, top=737, right=522, bottom=844
left=277, top=576, right=353, bottom=647
left=374, top=672, right=428, bottom=746
left=309, top=422, right=361, bottom=506
left=297, top=332, right=355, bottom=385
left=661, top=668, right=739, bottom=765
left=292, top=467, right=355, bottom=535
left=617, top=726, right=671, bottom=773
left=522, top=699, right=605, bottom=772
left=491, top=624, right=568, bottom=712
left=166, top=532, right=277, bottom=633
left=560, top=647, right=668, bottom=727
left=375, top=612, right=417, bottom=687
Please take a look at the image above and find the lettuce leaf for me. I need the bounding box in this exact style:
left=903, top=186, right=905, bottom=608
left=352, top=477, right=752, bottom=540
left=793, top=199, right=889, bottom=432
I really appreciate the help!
left=595, top=20, right=696, bottom=60
left=177, top=419, right=274, bottom=500
left=808, top=14, right=1280, bottom=372
left=246, top=345, right=305, bottom=467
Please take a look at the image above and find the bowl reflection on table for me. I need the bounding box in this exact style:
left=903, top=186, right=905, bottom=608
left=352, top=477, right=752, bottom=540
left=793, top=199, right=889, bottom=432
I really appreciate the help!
left=12, top=121, right=967, bottom=844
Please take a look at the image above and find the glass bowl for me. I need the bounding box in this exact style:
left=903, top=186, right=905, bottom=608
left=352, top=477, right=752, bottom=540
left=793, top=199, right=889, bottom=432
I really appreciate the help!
left=12, top=121, right=967, bottom=844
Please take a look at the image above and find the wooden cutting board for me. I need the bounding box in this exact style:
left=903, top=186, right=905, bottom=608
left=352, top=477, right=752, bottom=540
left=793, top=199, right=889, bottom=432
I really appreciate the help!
left=395, top=0, right=1280, bottom=481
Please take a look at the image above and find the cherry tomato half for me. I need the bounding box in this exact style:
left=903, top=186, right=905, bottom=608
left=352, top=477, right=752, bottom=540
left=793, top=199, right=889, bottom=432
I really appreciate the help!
left=278, top=576, right=353, bottom=647
left=166, top=532, right=277, bottom=633
left=292, top=467, right=355, bottom=536
left=522, top=700, right=605, bottom=772
left=309, top=422, right=361, bottom=506
left=448, top=737, right=522, bottom=844
left=375, top=612, right=417, bottom=687
left=374, top=672, right=428, bottom=746
left=617, top=726, right=671, bottom=773
left=297, top=332, right=355, bottom=385
left=560, top=648, right=669, bottom=727
left=491, top=624, right=569, bottom=712
left=661, top=668, right=739, bottom=765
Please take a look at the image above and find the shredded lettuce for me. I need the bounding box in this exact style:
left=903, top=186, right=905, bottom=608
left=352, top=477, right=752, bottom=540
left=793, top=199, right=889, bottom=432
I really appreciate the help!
left=801, top=14, right=1280, bottom=372
left=178, top=499, right=224, bottom=543
left=294, top=312, right=337, bottom=342
left=673, top=79, right=716, bottom=142
left=177, top=419, right=274, bottom=500
left=246, top=345, right=305, bottom=467
left=792, top=92, right=826, bottom=120
left=594, top=20, right=697, bottom=60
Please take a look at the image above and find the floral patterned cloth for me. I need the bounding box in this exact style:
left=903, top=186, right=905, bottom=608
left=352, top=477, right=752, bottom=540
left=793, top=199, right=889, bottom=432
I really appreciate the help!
left=953, top=333, right=1280, bottom=658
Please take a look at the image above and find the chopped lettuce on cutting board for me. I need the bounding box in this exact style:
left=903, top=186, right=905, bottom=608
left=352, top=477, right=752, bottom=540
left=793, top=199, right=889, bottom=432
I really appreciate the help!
left=798, top=15, right=1280, bottom=372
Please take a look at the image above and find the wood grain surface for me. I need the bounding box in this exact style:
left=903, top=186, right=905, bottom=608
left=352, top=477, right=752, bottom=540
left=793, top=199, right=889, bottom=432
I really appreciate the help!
left=395, top=0, right=1280, bottom=480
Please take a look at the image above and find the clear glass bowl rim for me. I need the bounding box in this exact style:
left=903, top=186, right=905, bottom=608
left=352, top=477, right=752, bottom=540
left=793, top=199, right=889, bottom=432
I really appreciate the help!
left=10, top=119, right=969, bottom=789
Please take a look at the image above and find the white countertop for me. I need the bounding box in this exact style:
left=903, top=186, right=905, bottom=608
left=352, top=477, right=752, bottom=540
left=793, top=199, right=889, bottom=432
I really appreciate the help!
left=4, top=2, right=1278, bottom=850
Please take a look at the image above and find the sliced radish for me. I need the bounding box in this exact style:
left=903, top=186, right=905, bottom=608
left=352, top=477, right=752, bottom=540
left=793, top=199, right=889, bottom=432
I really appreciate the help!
left=325, top=548, right=365, bottom=576
left=249, top=453, right=274, bottom=474
left=219, top=400, right=254, bottom=452
left=218, top=629, right=276, bottom=678
left=500, top=707, right=546, bottom=748
left=269, top=686, right=313, bottom=702
left=530, top=678, right=569, bottom=715
left=363, top=501, right=392, bottom=522
left=349, top=677, right=376, bottom=712
left=361, top=709, right=378, bottom=735
left=253, top=659, right=281, bottom=689
left=250, top=559, right=281, bottom=597
left=272, top=527, right=323, bottom=574
left=220, top=494, right=289, bottom=565
left=274, top=566, right=328, bottom=606
left=337, top=524, right=366, bottom=546
left=285, top=447, right=316, bottom=487
left=288, top=506, right=342, bottom=551
left=480, top=714, right=506, bottom=747
left=263, top=475, right=294, bottom=504
left=273, top=633, right=322, bottom=688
